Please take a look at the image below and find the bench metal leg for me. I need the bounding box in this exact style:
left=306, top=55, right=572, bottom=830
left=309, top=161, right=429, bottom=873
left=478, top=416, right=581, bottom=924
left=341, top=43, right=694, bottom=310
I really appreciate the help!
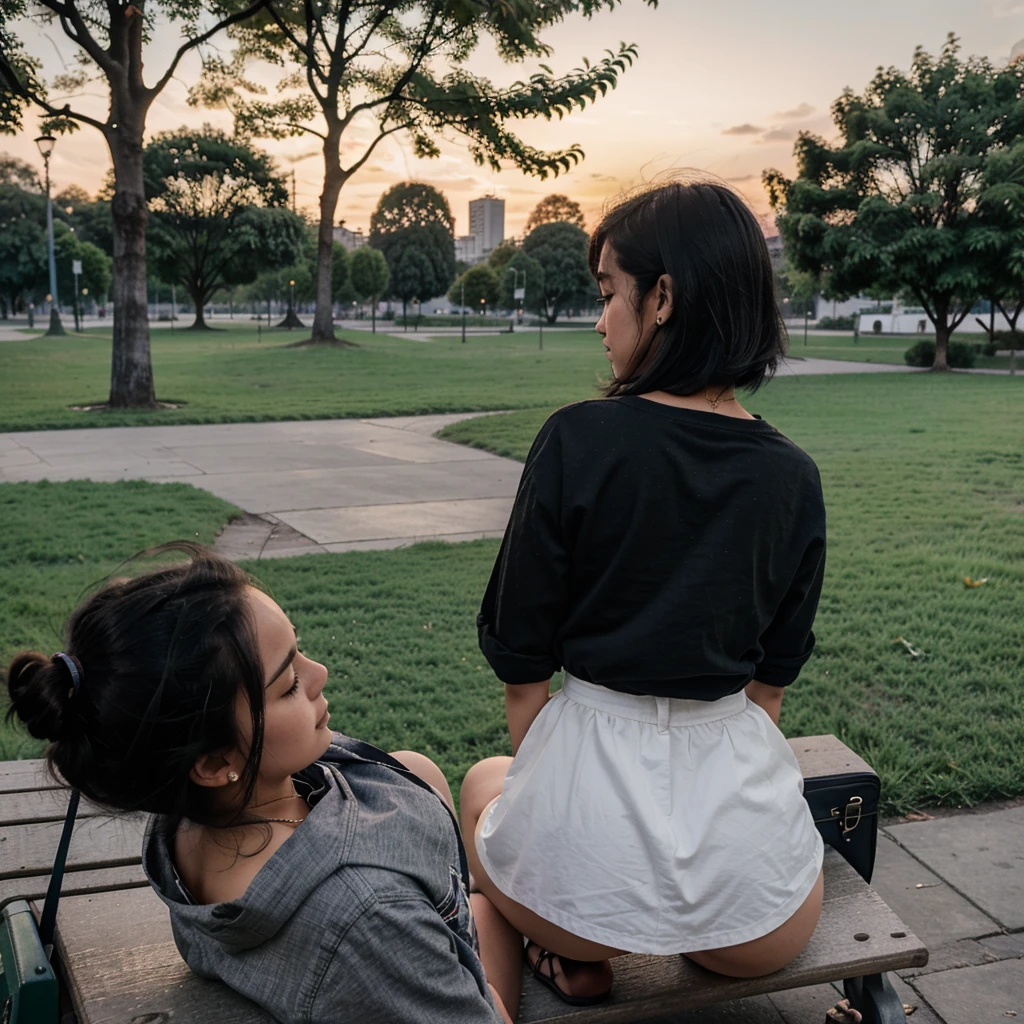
left=843, top=972, right=905, bottom=1024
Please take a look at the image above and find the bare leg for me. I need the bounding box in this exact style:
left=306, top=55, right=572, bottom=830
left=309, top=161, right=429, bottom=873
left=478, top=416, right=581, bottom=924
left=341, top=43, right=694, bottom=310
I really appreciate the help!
left=390, top=752, right=523, bottom=1017
left=471, top=891, right=522, bottom=1021
left=461, top=757, right=618, bottom=1001
left=389, top=750, right=456, bottom=815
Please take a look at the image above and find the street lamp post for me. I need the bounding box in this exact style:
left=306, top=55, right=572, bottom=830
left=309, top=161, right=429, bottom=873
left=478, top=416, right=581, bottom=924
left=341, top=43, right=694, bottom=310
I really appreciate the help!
left=35, top=135, right=65, bottom=337
left=72, top=258, right=82, bottom=332
left=460, top=278, right=466, bottom=344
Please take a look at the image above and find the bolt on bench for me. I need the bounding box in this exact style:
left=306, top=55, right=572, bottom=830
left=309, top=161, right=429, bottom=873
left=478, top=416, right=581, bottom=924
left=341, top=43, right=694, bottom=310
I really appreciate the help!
left=0, top=736, right=927, bottom=1024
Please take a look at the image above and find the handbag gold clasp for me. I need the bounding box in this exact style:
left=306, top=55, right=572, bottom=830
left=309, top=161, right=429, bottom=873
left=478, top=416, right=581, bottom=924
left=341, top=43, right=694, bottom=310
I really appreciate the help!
left=830, top=795, right=864, bottom=834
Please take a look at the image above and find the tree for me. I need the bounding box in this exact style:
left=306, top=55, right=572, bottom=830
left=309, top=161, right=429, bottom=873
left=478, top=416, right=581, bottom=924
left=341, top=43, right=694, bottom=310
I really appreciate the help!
left=390, top=237, right=435, bottom=327
left=763, top=36, right=1024, bottom=371
left=522, top=221, right=590, bottom=323
left=498, top=250, right=544, bottom=315
left=144, top=128, right=304, bottom=329
left=448, top=265, right=499, bottom=310
left=0, top=175, right=46, bottom=317
left=370, top=183, right=456, bottom=326
left=350, top=246, right=389, bottom=333
left=487, top=240, right=519, bottom=274
left=525, top=194, right=586, bottom=233
left=0, top=0, right=271, bottom=405
left=369, top=182, right=454, bottom=236
left=190, top=1, right=652, bottom=345
left=55, top=184, right=113, bottom=258
left=973, top=140, right=1024, bottom=345
left=54, top=221, right=111, bottom=316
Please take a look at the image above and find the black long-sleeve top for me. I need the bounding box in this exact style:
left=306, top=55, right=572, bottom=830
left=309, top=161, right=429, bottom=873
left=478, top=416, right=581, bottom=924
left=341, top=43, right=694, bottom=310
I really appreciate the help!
left=477, top=396, right=826, bottom=700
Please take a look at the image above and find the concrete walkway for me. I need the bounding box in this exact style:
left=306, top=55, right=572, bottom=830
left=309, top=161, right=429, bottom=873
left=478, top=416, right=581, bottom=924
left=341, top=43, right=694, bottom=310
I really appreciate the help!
left=0, top=412, right=519, bottom=556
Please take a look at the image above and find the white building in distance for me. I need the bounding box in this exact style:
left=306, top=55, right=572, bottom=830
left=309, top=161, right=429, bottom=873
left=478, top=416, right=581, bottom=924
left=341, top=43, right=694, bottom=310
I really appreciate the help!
left=468, top=195, right=504, bottom=260
left=332, top=222, right=366, bottom=251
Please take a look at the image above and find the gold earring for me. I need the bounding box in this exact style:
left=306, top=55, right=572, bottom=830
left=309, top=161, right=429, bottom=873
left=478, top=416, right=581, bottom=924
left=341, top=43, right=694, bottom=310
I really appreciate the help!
left=227, top=771, right=239, bottom=783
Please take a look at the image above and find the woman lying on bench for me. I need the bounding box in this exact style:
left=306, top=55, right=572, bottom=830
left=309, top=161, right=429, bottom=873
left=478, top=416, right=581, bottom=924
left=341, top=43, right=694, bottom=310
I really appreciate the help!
left=5, top=546, right=521, bottom=1023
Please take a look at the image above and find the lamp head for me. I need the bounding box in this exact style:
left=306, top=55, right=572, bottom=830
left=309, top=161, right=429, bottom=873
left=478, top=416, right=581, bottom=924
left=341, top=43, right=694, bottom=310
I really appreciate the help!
left=35, top=135, right=56, bottom=159
left=289, top=279, right=295, bottom=287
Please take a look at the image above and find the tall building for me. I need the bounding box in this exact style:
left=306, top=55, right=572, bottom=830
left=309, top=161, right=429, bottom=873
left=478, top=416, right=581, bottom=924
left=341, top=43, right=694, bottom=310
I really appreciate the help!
left=468, top=196, right=504, bottom=258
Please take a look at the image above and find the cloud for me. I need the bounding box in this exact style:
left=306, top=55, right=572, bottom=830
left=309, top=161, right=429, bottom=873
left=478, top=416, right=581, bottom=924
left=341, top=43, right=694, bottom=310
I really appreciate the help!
left=589, top=172, right=618, bottom=182
left=772, top=102, right=815, bottom=120
left=993, top=1, right=1024, bottom=15
left=721, top=123, right=764, bottom=136
left=760, top=127, right=797, bottom=143
left=727, top=174, right=757, bottom=182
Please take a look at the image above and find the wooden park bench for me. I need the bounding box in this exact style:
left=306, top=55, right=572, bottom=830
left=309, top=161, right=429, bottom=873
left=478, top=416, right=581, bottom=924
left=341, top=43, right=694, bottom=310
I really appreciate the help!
left=1, top=736, right=927, bottom=1024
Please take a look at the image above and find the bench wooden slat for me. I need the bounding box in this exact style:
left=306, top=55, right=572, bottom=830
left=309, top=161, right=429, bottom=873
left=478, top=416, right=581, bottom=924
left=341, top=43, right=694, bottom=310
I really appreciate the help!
left=51, top=851, right=924, bottom=1024
left=0, top=759, right=60, bottom=794
left=0, top=787, right=107, bottom=827
left=787, top=735, right=875, bottom=779
left=0, top=814, right=145, bottom=879
left=0, top=864, right=149, bottom=913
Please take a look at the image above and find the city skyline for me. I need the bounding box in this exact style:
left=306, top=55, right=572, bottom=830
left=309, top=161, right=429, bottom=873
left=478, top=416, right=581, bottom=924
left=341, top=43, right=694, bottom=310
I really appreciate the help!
left=1, top=1, right=1017, bottom=237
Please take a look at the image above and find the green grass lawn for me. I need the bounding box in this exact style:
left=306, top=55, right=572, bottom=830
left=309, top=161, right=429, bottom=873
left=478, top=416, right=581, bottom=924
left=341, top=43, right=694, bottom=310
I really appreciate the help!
left=0, top=323, right=607, bottom=432
left=2, top=372, right=1022, bottom=814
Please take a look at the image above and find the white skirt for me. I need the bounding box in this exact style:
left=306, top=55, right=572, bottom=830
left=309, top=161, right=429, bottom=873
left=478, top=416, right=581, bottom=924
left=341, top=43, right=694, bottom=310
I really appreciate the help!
left=476, top=674, right=824, bottom=955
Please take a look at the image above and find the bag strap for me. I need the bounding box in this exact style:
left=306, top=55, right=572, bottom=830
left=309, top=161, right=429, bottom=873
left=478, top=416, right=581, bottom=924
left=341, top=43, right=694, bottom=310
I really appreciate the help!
left=38, top=789, right=80, bottom=949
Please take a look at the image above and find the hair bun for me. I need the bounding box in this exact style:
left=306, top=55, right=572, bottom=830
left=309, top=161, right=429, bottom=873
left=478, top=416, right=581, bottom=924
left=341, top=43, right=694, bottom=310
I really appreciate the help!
left=5, top=652, right=69, bottom=742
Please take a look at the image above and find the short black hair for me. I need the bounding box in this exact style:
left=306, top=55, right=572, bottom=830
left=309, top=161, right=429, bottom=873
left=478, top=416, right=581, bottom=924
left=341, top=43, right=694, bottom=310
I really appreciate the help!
left=589, top=178, right=787, bottom=397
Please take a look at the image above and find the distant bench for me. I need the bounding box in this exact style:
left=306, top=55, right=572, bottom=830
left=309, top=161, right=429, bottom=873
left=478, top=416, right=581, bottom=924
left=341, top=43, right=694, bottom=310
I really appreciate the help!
left=0, top=737, right=927, bottom=1023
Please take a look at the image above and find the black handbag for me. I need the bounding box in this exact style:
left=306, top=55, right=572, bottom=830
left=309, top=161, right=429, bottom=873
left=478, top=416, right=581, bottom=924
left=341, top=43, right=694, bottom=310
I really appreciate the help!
left=803, top=769, right=880, bottom=883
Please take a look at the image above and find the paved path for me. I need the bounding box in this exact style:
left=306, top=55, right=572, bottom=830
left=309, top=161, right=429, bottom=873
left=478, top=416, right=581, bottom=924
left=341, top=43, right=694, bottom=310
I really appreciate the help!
left=0, top=411, right=520, bottom=556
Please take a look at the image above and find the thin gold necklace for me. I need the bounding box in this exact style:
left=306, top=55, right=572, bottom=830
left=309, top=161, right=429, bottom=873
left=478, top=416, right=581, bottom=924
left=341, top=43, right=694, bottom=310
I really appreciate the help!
left=705, top=387, right=737, bottom=411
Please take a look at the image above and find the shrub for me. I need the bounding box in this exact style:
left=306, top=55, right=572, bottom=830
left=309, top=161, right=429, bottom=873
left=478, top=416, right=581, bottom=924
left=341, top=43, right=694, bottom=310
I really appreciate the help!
left=904, top=340, right=976, bottom=368
left=816, top=315, right=856, bottom=330
left=993, top=329, right=1024, bottom=348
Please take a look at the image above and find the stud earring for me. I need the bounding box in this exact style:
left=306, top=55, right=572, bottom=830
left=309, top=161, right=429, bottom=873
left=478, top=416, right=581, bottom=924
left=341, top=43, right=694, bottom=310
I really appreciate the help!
left=227, top=771, right=239, bottom=783
left=656, top=316, right=663, bottom=325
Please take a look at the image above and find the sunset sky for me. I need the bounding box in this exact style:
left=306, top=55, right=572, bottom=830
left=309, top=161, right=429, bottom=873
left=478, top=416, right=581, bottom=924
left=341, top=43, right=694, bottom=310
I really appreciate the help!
left=3, top=1, right=1019, bottom=239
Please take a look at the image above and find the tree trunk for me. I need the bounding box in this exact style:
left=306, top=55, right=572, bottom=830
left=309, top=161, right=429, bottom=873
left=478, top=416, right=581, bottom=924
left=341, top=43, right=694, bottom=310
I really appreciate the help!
left=311, top=134, right=345, bottom=343
left=188, top=285, right=210, bottom=330
left=108, top=128, right=157, bottom=407
left=932, top=297, right=950, bottom=372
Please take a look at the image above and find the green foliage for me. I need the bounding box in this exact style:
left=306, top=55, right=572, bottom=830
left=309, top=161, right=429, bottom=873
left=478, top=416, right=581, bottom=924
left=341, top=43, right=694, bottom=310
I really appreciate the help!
left=498, top=250, right=544, bottom=312
left=904, top=339, right=976, bottom=369
left=486, top=240, right=519, bottom=273
left=54, top=184, right=113, bottom=257
left=525, top=194, right=586, bottom=233
left=0, top=178, right=46, bottom=315
left=765, top=35, right=1024, bottom=370
left=816, top=315, right=856, bottom=331
left=350, top=246, right=390, bottom=303
left=522, top=220, right=591, bottom=323
left=448, top=265, right=499, bottom=308
left=53, top=222, right=111, bottom=303
left=370, top=184, right=456, bottom=307
left=440, top=374, right=1024, bottom=814
left=144, top=127, right=305, bottom=325
left=369, top=182, right=454, bottom=236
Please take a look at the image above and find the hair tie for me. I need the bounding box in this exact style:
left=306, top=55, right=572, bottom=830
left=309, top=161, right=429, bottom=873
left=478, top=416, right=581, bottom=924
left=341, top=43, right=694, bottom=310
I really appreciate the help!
left=53, top=652, right=84, bottom=698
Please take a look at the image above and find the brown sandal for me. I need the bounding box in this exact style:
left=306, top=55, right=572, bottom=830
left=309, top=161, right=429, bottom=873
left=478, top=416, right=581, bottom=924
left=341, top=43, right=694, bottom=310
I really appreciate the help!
left=525, top=943, right=612, bottom=1006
